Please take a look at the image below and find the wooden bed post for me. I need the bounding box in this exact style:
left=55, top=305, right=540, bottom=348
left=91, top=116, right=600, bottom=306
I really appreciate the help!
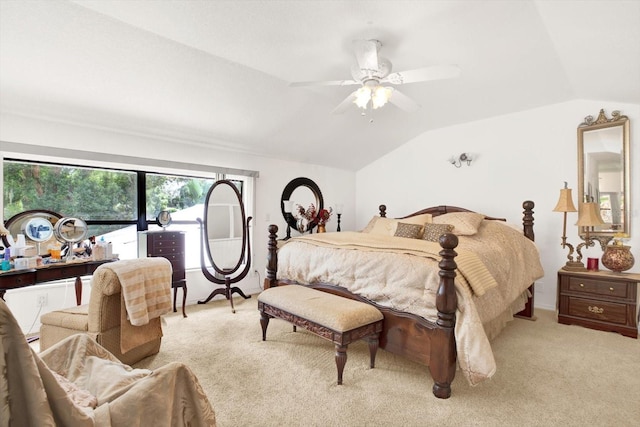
left=265, top=224, right=279, bottom=289
left=517, top=200, right=536, bottom=319
left=378, top=205, right=387, bottom=217
left=431, top=233, right=458, bottom=399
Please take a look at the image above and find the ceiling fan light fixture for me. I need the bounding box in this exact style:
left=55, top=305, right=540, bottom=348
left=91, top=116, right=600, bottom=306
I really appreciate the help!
left=354, top=86, right=371, bottom=109
left=372, top=86, right=392, bottom=109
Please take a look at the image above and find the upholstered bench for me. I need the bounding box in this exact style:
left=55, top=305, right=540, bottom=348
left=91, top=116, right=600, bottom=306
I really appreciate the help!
left=258, top=285, right=384, bottom=385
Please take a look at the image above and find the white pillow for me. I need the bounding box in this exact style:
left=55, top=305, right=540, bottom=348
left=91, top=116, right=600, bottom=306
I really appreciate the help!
left=398, top=213, right=433, bottom=226
left=432, top=212, right=484, bottom=236
left=362, top=217, right=399, bottom=235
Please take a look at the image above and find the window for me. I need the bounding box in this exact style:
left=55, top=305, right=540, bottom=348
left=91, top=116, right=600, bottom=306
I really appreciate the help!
left=3, top=160, right=250, bottom=269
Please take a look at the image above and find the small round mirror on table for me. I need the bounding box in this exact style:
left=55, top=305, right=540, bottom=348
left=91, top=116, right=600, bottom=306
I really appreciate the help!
left=53, top=217, right=88, bottom=261
left=197, top=179, right=253, bottom=313
left=157, top=210, right=172, bottom=229
left=280, top=177, right=324, bottom=239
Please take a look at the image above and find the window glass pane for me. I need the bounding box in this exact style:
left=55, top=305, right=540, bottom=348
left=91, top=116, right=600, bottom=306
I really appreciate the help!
left=147, top=222, right=203, bottom=269
left=146, top=173, right=214, bottom=221
left=91, top=224, right=138, bottom=260
left=3, top=160, right=137, bottom=221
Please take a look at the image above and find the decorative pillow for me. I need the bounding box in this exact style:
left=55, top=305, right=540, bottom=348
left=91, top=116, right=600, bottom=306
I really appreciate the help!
left=421, top=223, right=454, bottom=242
left=362, top=216, right=399, bottom=236
left=433, top=212, right=485, bottom=236
left=394, top=222, right=424, bottom=239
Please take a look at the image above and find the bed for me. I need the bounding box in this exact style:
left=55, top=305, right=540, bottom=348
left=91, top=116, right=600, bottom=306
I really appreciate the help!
left=264, top=201, right=543, bottom=398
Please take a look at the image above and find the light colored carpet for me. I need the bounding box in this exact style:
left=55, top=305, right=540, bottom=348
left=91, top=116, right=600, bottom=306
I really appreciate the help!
left=134, top=297, right=640, bottom=427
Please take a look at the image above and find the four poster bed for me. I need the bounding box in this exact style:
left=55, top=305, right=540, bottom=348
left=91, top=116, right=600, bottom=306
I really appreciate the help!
left=264, top=201, right=543, bottom=398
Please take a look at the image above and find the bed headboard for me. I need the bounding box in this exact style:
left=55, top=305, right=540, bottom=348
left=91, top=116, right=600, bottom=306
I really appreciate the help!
left=378, top=204, right=506, bottom=222
left=377, top=201, right=535, bottom=242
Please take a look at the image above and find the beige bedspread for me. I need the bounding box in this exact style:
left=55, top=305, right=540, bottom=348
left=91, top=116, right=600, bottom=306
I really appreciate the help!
left=277, top=220, right=544, bottom=385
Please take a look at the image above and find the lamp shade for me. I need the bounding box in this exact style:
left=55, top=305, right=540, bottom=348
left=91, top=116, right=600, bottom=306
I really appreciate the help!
left=576, top=202, right=605, bottom=227
left=552, top=188, right=578, bottom=213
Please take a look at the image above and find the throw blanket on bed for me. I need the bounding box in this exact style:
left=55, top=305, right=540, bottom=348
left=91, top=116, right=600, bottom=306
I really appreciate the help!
left=109, top=258, right=173, bottom=327
left=293, top=232, right=499, bottom=297
left=277, top=220, right=544, bottom=386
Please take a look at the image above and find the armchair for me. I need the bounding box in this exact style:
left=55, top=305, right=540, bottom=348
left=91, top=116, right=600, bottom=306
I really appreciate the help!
left=40, top=258, right=172, bottom=365
left=1, top=299, right=216, bottom=426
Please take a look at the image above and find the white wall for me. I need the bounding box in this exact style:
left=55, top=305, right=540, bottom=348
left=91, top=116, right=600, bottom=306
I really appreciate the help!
left=0, top=112, right=356, bottom=331
left=356, top=100, right=640, bottom=310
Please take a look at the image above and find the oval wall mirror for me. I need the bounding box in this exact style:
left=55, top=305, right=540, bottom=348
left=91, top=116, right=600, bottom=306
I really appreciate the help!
left=578, top=109, right=630, bottom=246
left=280, top=177, right=324, bottom=236
left=198, top=179, right=253, bottom=313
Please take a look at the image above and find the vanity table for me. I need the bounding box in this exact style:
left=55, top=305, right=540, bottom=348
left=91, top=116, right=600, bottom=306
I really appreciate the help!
left=557, top=269, right=639, bottom=338
left=0, top=259, right=116, bottom=306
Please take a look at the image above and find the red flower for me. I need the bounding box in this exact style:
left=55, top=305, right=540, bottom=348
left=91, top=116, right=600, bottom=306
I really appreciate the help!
left=316, top=207, right=333, bottom=225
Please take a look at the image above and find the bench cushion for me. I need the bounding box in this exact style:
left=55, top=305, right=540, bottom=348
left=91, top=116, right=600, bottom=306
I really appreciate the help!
left=258, top=286, right=383, bottom=332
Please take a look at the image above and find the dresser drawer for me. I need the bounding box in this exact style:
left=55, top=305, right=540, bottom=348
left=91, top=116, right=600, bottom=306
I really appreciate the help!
left=149, top=232, right=183, bottom=242
left=566, top=275, right=629, bottom=298
left=567, top=296, right=628, bottom=325
left=149, top=245, right=183, bottom=256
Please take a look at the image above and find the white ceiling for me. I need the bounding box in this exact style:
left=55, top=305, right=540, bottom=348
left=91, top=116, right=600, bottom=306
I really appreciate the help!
left=1, top=0, right=638, bottom=171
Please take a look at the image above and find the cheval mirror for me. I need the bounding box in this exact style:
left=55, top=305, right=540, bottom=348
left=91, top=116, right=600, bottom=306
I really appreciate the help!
left=197, top=179, right=252, bottom=313
left=578, top=109, right=630, bottom=249
left=280, top=177, right=324, bottom=239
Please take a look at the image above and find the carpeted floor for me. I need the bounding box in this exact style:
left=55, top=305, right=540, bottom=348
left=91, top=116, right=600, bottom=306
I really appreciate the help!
left=133, top=297, right=640, bottom=427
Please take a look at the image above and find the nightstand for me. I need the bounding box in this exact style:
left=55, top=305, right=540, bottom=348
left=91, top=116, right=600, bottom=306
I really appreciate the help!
left=557, top=269, right=639, bottom=338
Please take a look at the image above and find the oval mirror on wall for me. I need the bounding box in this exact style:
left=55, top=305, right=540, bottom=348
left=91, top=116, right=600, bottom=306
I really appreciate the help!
left=280, top=177, right=324, bottom=237
left=198, top=179, right=252, bottom=313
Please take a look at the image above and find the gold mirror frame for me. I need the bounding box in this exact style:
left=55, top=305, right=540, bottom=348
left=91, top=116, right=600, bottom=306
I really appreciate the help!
left=577, top=109, right=630, bottom=248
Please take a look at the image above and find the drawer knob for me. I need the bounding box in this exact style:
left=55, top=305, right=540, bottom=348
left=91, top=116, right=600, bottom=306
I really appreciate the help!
left=588, top=305, right=604, bottom=314
left=579, top=283, right=584, bottom=287
left=609, top=287, right=614, bottom=292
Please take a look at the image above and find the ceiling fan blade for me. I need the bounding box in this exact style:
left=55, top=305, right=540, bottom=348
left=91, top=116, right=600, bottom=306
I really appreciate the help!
left=388, top=88, right=420, bottom=112
left=289, top=79, right=359, bottom=87
left=331, top=91, right=358, bottom=114
left=383, top=65, right=461, bottom=85
left=352, top=39, right=379, bottom=71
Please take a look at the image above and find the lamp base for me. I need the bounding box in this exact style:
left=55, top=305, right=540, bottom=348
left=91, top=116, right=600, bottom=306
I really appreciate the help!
left=561, top=261, right=587, bottom=272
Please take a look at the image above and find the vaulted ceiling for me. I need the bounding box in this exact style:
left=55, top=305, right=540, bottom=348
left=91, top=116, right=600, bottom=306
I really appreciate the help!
left=1, top=1, right=638, bottom=170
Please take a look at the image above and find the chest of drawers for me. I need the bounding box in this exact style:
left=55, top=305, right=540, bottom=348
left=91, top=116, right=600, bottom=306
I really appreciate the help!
left=141, top=231, right=187, bottom=317
left=557, top=269, right=639, bottom=338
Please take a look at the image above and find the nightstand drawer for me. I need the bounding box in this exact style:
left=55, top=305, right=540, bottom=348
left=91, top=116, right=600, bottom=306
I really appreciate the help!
left=567, top=297, right=628, bottom=325
left=566, top=276, right=629, bottom=298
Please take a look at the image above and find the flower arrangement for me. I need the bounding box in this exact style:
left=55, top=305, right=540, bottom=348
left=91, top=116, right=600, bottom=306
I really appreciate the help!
left=315, top=207, right=333, bottom=226
left=295, top=203, right=317, bottom=222
left=295, top=203, right=333, bottom=225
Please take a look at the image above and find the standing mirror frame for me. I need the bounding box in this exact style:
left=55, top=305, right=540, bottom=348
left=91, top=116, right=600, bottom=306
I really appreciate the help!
left=197, top=179, right=252, bottom=313
left=578, top=109, right=630, bottom=248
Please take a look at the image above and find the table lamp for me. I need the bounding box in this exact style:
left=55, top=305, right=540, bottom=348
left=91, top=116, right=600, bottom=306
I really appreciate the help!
left=552, top=183, right=583, bottom=271
left=574, top=200, right=605, bottom=266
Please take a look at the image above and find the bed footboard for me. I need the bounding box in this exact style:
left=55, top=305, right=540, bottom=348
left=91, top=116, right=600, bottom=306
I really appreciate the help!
left=263, top=224, right=460, bottom=399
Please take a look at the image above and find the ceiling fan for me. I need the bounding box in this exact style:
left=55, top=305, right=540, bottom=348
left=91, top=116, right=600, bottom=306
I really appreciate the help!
left=289, top=39, right=461, bottom=114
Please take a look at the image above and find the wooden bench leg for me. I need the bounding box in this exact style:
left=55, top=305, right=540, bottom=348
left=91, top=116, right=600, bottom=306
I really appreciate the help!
left=335, top=344, right=348, bottom=385
left=367, top=334, right=379, bottom=369
left=260, top=311, right=271, bottom=341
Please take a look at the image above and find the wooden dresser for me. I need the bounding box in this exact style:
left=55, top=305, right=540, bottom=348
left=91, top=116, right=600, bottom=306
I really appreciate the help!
left=557, top=269, right=639, bottom=338
left=141, top=231, right=187, bottom=317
